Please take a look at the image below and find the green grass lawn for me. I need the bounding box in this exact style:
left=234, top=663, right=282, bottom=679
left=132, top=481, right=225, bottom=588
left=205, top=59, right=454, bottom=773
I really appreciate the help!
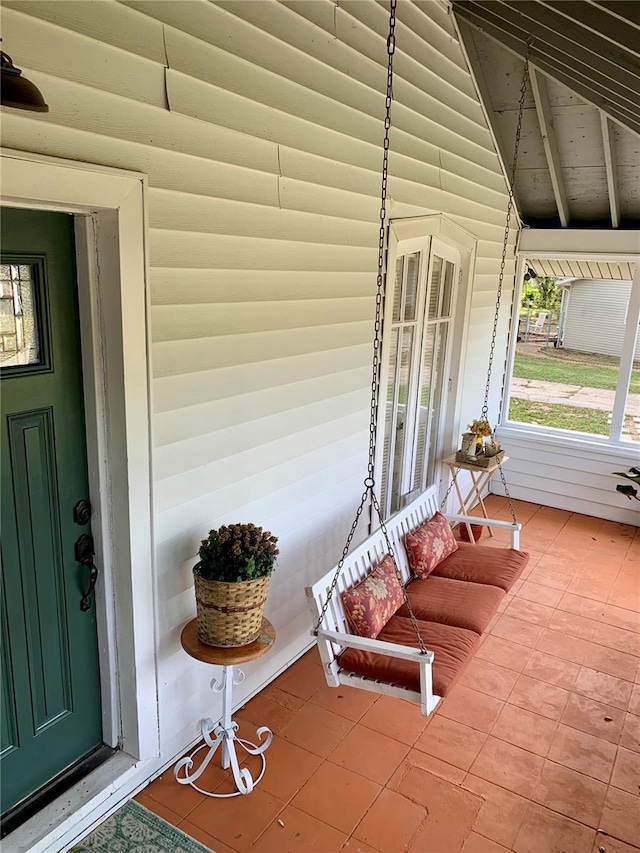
left=514, top=351, right=640, bottom=394
left=508, top=398, right=611, bottom=435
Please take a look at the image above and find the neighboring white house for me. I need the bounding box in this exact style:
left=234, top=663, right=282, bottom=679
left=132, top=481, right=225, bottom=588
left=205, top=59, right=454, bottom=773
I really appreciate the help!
left=0, top=2, right=638, bottom=852
left=559, top=278, right=640, bottom=362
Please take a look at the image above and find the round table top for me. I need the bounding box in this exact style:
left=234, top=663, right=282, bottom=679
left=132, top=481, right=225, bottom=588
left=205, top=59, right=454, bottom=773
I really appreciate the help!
left=180, top=617, right=276, bottom=666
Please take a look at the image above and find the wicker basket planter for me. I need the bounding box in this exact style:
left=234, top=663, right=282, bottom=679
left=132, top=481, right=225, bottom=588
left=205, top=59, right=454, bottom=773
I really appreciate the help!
left=194, top=570, right=270, bottom=648
left=455, top=449, right=505, bottom=468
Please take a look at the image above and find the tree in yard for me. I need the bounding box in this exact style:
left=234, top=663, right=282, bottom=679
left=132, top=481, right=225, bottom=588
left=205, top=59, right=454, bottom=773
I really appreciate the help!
left=537, top=276, right=561, bottom=309
left=522, top=276, right=561, bottom=310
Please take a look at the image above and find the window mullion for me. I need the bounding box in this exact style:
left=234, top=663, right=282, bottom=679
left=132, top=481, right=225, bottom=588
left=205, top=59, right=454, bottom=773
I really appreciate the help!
left=402, top=319, right=423, bottom=495
left=405, top=251, right=434, bottom=497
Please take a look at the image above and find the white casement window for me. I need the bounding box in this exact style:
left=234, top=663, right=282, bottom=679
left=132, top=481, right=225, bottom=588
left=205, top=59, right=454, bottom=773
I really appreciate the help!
left=378, top=236, right=461, bottom=517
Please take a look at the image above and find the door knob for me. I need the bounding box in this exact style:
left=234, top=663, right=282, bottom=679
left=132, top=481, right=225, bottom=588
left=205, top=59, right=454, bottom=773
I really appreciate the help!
left=73, top=499, right=92, bottom=525
left=75, top=533, right=98, bottom=612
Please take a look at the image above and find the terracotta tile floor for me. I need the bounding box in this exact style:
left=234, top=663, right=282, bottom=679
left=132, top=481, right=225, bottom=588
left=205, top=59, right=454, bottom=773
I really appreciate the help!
left=138, top=497, right=640, bottom=852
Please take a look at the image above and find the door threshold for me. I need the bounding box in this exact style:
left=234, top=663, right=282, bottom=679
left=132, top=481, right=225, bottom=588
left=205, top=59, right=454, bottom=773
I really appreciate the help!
left=1, top=744, right=116, bottom=839
left=3, top=751, right=152, bottom=853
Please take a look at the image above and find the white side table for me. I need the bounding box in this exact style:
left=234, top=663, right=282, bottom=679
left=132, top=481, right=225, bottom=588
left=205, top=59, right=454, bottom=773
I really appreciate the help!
left=174, top=617, right=275, bottom=797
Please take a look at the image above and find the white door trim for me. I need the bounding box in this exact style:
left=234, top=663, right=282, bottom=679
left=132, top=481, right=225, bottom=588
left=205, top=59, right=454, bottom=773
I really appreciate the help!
left=1, top=149, right=158, bottom=765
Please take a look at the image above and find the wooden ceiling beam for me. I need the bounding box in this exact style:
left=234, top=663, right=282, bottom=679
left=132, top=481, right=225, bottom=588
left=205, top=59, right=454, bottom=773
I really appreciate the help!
left=589, top=1, right=640, bottom=30
left=453, top=1, right=640, bottom=137
left=501, top=0, right=640, bottom=92
left=468, top=1, right=639, bottom=109
left=600, top=113, right=621, bottom=228
left=549, top=0, right=640, bottom=54
left=529, top=66, right=570, bottom=227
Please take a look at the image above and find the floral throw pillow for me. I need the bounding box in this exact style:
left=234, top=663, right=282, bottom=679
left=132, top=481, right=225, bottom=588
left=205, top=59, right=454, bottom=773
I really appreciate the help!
left=405, top=511, right=458, bottom=579
left=341, top=554, right=404, bottom=639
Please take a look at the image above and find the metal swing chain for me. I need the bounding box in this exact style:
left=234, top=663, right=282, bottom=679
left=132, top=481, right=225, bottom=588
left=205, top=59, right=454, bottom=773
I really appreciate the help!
left=476, top=41, right=534, bottom=525
left=370, top=491, right=429, bottom=654
left=437, top=43, right=532, bottom=519
left=313, top=1, right=428, bottom=656
left=483, top=40, right=532, bottom=420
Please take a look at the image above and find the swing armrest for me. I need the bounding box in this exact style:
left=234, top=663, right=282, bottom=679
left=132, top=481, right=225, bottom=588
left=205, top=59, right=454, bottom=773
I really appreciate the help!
left=315, top=628, right=434, bottom=665
left=446, top=513, right=520, bottom=530
left=445, top=514, right=521, bottom=548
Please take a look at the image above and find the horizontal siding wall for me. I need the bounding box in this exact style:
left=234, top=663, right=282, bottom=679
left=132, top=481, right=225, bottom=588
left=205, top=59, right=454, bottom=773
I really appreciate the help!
left=492, top=429, right=640, bottom=527
left=1, top=0, right=517, bottom=760
left=563, top=279, right=640, bottom=361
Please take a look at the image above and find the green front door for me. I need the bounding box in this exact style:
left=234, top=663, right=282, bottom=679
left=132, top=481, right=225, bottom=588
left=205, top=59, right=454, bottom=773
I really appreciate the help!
left=1, top=208, right=103, bottom=816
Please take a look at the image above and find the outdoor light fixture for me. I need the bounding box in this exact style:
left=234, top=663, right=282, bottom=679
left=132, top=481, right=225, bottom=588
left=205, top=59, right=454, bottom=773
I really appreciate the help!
left=1, top=49, right=48, bottom=112
left=523, top=265, right=538, bottom=282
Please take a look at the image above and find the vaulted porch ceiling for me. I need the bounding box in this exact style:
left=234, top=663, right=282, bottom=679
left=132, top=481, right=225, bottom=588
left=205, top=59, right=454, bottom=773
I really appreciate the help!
left=450, top=1, right=640, bottom=229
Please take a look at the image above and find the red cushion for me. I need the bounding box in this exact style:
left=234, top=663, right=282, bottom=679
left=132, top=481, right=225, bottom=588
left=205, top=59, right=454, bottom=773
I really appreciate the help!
left=338, top=615, right=480, bottom=698
left=405, top=511, right=458, bottom=579
left=398, top=575, right=505, bottom=634
left=432, top=542, right=529, bottom=592
left=341, top=554, right=404, bottom=639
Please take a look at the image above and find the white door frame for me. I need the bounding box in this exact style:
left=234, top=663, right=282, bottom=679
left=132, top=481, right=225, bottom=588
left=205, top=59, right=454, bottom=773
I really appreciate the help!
left=1, top=149, right=159, bottom=767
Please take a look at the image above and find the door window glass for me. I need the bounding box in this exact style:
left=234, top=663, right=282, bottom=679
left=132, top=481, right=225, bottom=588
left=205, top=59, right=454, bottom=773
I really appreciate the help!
left=0, top=264, right=40, bottom=368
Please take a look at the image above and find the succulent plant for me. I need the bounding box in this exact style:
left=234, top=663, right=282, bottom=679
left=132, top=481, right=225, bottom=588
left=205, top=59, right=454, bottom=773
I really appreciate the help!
left=195, top=523, right=279, bottom=583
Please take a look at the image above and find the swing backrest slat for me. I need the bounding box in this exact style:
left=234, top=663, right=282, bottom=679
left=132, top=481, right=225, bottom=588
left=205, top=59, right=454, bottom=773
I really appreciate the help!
left=307, top=485, right=441, bottom=653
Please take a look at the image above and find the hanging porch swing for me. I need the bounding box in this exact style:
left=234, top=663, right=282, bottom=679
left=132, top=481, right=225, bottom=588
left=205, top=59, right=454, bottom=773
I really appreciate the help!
left=305, top=1, right=531, bottom=715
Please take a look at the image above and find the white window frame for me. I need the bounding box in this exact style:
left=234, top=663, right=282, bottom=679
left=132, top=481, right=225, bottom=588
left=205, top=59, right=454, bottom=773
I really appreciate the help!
left=374, top=215, right=478, bottom=510
left=383, top=234, right=434, bottom=515
left=501, top=229, right=640, bottom=449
